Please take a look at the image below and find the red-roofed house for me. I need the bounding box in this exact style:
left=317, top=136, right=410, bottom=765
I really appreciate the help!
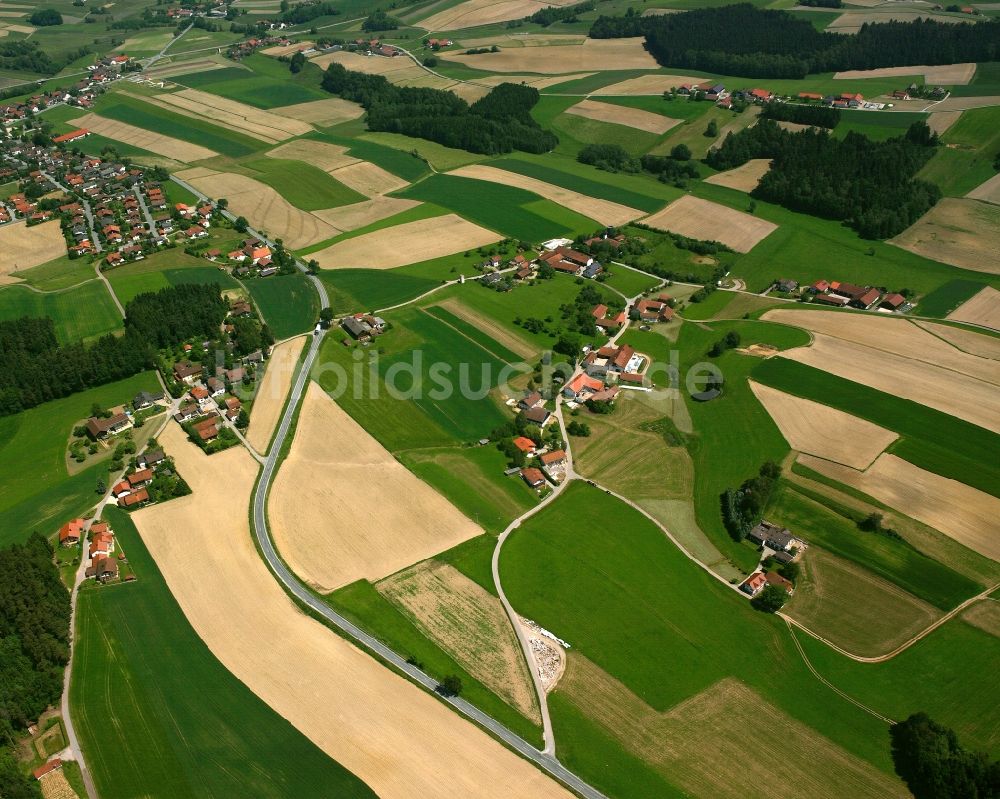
left=562, top=373, right=604, bottom=400
left=520, top=467, right=546, bottom=488
left=512, top=436, right=536, bottom=454
left=740, top=571, right=767, bottom=596
left=33, top=759, right=62, bottom=780
left=58, top=519, right=84, bottom=547
left=127, top=468, right=153, bottom=487
left=52, top=129, right=89, bottom=144
left=880, top=293, right=906, bottom=311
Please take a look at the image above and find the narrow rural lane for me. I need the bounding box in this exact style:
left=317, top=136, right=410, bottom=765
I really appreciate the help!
left=248, top=331, right=609, bottom=799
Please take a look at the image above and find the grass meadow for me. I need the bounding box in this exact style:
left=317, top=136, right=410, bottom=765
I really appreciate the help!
left=500, top=482, right=919, bottom=796
left=398, top=173, right=600, bottom=241
left=72, top=508, right=376, bottom=799
left=242, top=158, right=367, bottom=211
left=245, top=274, right=320, bottom=340
left=307, top=131, right=431, bottom=182
left=917, top=279, right=990, bottom=317
left=752, top=357, right=1000, bottom=497
left=105, top=252, right=240, bottom=305
left=14, top=255, right=99, bottom=291
left=917, top=106, right=1000, bottom=197
left=0, top=371, right=160, bottom=547
left=0, top=282, right=121, bottom=344
left=320, top=268, right=440, bottom=314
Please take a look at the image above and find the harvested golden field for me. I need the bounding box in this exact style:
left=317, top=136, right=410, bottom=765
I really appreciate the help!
left=890, top=198, right=1000, bottom=273
left=176, top=168, right=336, bottom=250
left=800, top=453, right=1000, bottom=561
left=828, top=10, right=970, bottom=33
left=577, top=74, right=705, bottom=95
left=565, top=99, right=680, bottom=135
left=450, top=82, right=491, bottom=102
left=70, top=113, right=217, bottom=162
left=920, top=95, right=1000, bottom=112
left=833, top=63, right=976, bottom=84
left=472, top=73, right=594, bottom=89
left=749, top=381, right=896, bottom=469
left=962, top=601, right=1000, bottom=638
left=0, top=221, right=67, bottom=277
left=265, top=139, right=359, bottom=173
left=312, top=196, right=421, bottom=232
left=761, top=308, right=1000, bottom=386
left=440, top=38, right=659, bottom=73
left=260, top=39, right=313, bottom=57
left=270, top=97, right=364, bottom=126
left=432, top=297, right=537, bottom=358
left=377, top=560, right=540, bottom=722
left=134, top=424, right=571, bottom=799
left=778, top=333, right=1000, bottom=433
left=330, top=160, right=409, bottom=196
left=312, top=213, right=501, bottom=270
left=458, top=33, right=586, bottom=48
left=38, top=769, right=76, bottom=799
left=947, top=286, right=1000, bottom=331
left=270, top=383, right=481, bottom=592
left=418, top=0, right=577, bottom=30
left=914, top=321, right=1000, bottom=360
left=558, top=655, right=908, bottom=799
left=246, top=335, right=305, bottom=453
left=137, top=88, right=311, bottom=142
left=450, top=164, right=643, bottom=226
left=785, top=547, right=940, bottom=657
left=642, top=195, right=777, bottom=253
left=927, top=110, right=963, bottom=135
left=703, top=159, right=772, bottom=192
left=966, top=171, right=1000, bottom=205
left=311, top=50, right=415, bottom=76
left=776, top=120, right=814, bottom=133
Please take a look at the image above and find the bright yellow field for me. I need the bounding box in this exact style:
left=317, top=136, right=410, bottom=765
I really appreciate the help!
left=246, top=336, right=305, bottom=453
left=643, top=195, right=777, bottom=253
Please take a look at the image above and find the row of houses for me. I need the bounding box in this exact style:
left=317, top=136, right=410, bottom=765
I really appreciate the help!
left=808, top=279, right=910, bottom=312
left=58, top=518, right=123, bottom=582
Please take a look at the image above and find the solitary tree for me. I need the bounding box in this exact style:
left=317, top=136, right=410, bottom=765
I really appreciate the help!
left=234, top=216, right=248, bottom=232
left=319, top=307, right=334, bottom=325
left=670, top=143, right=692, bottom=161
left=440, top=675, right=463, bottom=696
left=705, top=119, right=718, bottom=137
left=751, top=584, right=787, bottom=613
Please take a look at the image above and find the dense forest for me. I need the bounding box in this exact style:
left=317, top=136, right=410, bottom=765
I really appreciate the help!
left=321, top=64, right=557, bottom=155
left=527, top=0, right=595, bottom=26
left=0, top=534, right=69, bottom=799
left=707, top=119, right=940, bottom=237
left=0, top=40, right=89, bottom=76
left=590, top=5, right=1000, bottom=78
left=890, top=713, right=1000, bottom=799
left=760, top=101, right=840, bottom=129
left=0, top=284, right=229, bottom=417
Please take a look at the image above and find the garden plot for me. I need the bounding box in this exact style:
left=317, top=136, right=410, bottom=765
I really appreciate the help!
left=800, top=453, right=1000, bottom=562
left=946, top=286, right=1000, bottom=330
left=565, top=99, right=681, bottom=135
left=449, top=164, right=644, bottom=227
left=133, top=424, right=573, bottom=799
left=890, top=198, right=1000, bottom=273
left=377, top=560, right=540, bottom=721
left=70, top=113, right=218, bottom=162
left=269, top=383, right=481, bottom=592
left=748, top=381, right=897, bottom=469
left=703, top=159, right=772, bottom=193
left=439, top=39, right=659, bottom=73
left=311, top=213, right=501, bottom=269
left=642, top=195, right=777, bottom=253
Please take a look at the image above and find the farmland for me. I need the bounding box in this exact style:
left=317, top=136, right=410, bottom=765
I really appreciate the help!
left=71, top=508, right=377, bottom=799
left=241, top=158, right=368, bottom=211
left=244, top=273, right=320, bottom=339
left=0, top=281, right=121, bottom=344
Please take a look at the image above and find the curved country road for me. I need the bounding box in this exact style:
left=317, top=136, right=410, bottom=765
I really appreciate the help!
left=249, top=330, right=609, bottom=799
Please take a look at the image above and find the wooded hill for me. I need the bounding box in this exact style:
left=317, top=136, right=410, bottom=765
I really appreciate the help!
left=707, top=119, right=941, bottom=238
left=591, top=5, right=1000, bottom=78
left=320, top=65, right=558, bottom=155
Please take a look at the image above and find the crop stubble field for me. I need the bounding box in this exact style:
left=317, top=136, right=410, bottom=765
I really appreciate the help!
left=269, top=383, right=481, bottom=592
left=642, top=195, right=777, bottom=252
left=0, top=221, right=69, bottom=278
left=565, top=99, right=681, bottom=135
left=946, top=286, right=1000, bottom=329
left=70, top=113, right=218, bottom=162
left=133, top=423, right=573, bottom=799
left=246, top=335, right=305, bottom=453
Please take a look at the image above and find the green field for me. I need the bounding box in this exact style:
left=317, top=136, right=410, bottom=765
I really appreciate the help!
left=96, top=94, right=264, bottom=158
left=752, top=357, right=1000, bottom=497
left=360, top=131, right=487, bottom=171
left=0, top=282, right=121, bottom=343
left=0, top=371, right=160, bottom=547
left=917, top=106, right=1000, bottom=197
left=12, top=255, right=98, bottom=291
left=106, top=252, right=240, bottom=305
left=242, top=158, right=367, bottom=211
left=171, top=63, right=328, bottom=109
left=398, top=173, right=600, bottom=242
left=767, top=482, right=982, bottom=610
left=307, top=131, right=431, bottom=182
left=72, top=508, right=376, bottom=799
left=246, top=274, right=320, bottom=339
left=916, top=279, right=989, bottom=317
left=319, top=268, right=440, bottom=314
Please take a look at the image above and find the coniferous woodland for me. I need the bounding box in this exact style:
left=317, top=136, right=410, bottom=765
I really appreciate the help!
left=590, top=5, right=1000, bottom=78
left=526, top=0, right=595, bottom=26
left=321, top=65, right=558, bottom=155
left=0, top=534, right=69, bottom=798
left=760, top=102, right=840, bottom=129
left=707, top=119, right=941, bottom=238
left=0, top=284, right=228, bottom=417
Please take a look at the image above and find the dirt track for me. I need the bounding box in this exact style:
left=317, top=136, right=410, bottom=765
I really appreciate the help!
left=133, top=423, right=573, bottom=799
left=269, top=383, right=481, bottom=592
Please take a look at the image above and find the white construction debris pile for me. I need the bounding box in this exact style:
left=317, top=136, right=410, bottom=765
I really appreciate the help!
left=521, top=618, right=568, bottom=692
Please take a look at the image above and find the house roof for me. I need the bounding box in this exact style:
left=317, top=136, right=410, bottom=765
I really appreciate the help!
left=523, top=406, right=550, bottom=424
left=59, top=519, right=84, bottom=542
left=566, top=374, right=604, bottom=395
left=513, top=436, right=536, bottom=453
left=765, top=571, right=793, bottom=592
left=521, top=467, right=545, bottom=485
left=742, top=572, right=767, bottom=591
left=540, top=449, right=566, bottom=465
left=128, top=468, right=153, bottom=485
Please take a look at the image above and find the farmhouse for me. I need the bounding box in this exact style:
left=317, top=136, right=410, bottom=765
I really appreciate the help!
left=747, top=520, right=800, bottom=553
left=128, top=468, right=153, bottom=488
left=563, top=373, right=605, bottom=400
left=539, top=450, right=568, bottom=482
left=512, top=436, right=537, bottom=454
left=111, top=481, right=131, bottom=499
left=32, top=759, right=62, bottom=780
left=812, top=293, right=850, bottom=307
left=173, top=361, right=203, bottom=384
left=133, top=390, right=164, bottom=410
left=58, top=519, right=84, bottom=547
left=519, top=391, right=544, bottom=411
left=86, top=412, right=132, bottom=440
left=520, top=467, right=546, bottom=488
left=86, top=555, right=120, bottom=582
left=740, top=571, right=767, bottom=596
left=853, top=288, right=882, bottom=310
left=765, top=570, right=794, bottom=595
left=52, top=128, right=90, bottom=145
left=631, top=298, right=674, bottom=323
left=137, top=449, right=166, bottom=470
left=880, top=293, right=907, bottom=311
left=523, top=406, right=552, bottom=426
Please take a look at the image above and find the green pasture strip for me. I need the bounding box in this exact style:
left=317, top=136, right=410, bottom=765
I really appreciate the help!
left=916, top=279, right=988, bottom=317
left=422, top=305, right=521, bottom=362
left=0, top=371, right=160, bottom=546
left=0, top=281, right=121, bottom=344
left=307, top=131, right=431, bottom=182
left=752, top=358, right=1000, bottom=497
left=72, top=507, right=377, bottom=799
left=768, top=482, right=982, bottom=610
left=242, top=157, right=367, bottom=211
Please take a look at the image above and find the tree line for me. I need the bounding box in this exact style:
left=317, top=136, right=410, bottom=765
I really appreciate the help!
left=707, top=118, right=940, bottom=238
left=590, top=4, right=1000, bottom=79
left=0, top=284, right=229, bottom=418
left=721, top=461, right=782, bottom=542
left=0, top=40, right=90, bottom=76
left=320, top=64, right=558, bottom=155
left=760, top=101, right=840, bottom=129
left=527, top=0, right=595, bottom=26
left=0, top=534, right=69, bottom=799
